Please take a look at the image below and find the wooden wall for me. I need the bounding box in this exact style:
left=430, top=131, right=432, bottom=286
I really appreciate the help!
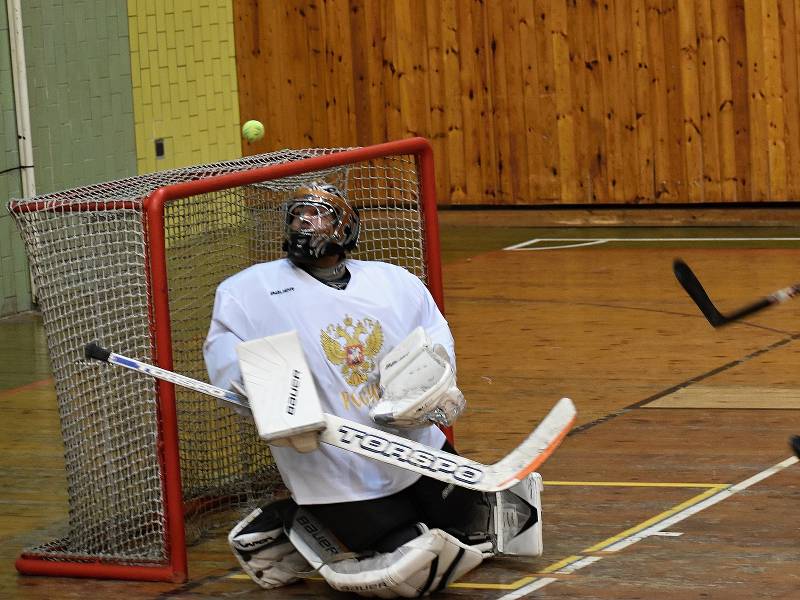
left=233, top=0, right=800, bottom=205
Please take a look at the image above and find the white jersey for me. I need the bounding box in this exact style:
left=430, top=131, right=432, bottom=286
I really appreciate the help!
left=204, top=258, right=451, bottom=505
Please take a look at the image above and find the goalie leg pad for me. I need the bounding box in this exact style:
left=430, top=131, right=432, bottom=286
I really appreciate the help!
left=492, top=472, right=543, bottom=557
left=325, top=528, right=489, bottom=598
left=228, top=497, right=310, bottom=589
left=288, top=508, right=490, bottom=598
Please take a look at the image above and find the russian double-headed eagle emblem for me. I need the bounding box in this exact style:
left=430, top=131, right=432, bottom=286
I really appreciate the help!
left=321, top=315, right=383, bottom=386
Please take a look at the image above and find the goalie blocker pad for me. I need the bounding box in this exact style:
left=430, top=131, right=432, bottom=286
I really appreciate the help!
left=288, top=507, right=491, bottom=598
left=236, top=331, right=326, bottom=452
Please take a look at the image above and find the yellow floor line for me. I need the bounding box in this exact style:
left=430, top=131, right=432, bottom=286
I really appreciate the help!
left=582, top=485, right=727, bottom=553
left=544, top=480, right=724, bottom=488
left=449, top=576, right=537, bottom=590
left=226, top=481, right=730, bottom=592
left=454, top=482, right=728, bottom=590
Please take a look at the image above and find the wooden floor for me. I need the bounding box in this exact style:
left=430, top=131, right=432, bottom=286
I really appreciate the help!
left=3, top=214, right=800, bottom=599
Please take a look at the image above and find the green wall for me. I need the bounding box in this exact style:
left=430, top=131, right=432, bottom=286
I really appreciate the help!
left=0, top=0, right=29, bottom=316
left=0, top=0, right=138, bottom=316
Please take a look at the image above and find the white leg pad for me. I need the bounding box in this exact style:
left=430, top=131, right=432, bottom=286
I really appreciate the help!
left=493, top=472, right=543, bottom=556
left=323, top=529, right=489, bottom=598
left=228, top=498, right=310, bottom=589
left=288, top=508, right=491, bottom=598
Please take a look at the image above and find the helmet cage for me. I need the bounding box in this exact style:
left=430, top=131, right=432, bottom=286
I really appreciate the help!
left=283, top=183, right=359, bottom=260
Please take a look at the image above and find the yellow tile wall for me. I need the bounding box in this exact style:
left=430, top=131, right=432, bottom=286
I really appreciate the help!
left=128, top=0, right=240, bottom=173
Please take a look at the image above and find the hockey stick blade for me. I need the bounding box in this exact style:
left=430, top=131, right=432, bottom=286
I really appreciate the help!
left=673, top=259, right=726, bottom=326
left=84, top=343, right=575, bottom=493
left=488, top=396, right=575, bottom=489
left=674, top=259, right=800, bottom=327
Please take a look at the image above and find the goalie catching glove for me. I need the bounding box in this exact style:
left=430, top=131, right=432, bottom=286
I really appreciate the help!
left=369, top=327, right=465, bottom=428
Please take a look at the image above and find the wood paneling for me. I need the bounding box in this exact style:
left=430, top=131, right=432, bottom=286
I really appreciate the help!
left=234, top=0, right=800, bottom=205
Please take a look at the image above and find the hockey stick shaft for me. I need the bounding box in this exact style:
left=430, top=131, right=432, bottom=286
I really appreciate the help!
left=673, top=259, right=800, bottom=327
left=85, top=341, right=252, bottom=410
left=84, top=343, right=575, bottom=493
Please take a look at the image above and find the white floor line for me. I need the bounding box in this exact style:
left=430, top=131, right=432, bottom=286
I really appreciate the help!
left=504, top=237, right=800, bottom=251
left=505, top=238, right=541, bottom=250
left=513, top=239, right=610, bottom=250
left=494, top=577, right=559, bottom=600
left=495, top=455, right=798, bottom=600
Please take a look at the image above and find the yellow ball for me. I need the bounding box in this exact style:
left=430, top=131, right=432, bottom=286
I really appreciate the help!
left=242, top=119, right=265, bottom=143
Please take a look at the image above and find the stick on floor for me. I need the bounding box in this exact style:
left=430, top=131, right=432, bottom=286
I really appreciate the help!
left=84, top=342, right=576, bottom=493
left=673, top=259, right=800, bottom=328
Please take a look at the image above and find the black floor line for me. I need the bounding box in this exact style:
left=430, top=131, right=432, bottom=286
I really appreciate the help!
left=569, top=332, right=800, bottom=436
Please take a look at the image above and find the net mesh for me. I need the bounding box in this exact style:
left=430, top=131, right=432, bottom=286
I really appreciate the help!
left=9, top=146, right=430, bottom=568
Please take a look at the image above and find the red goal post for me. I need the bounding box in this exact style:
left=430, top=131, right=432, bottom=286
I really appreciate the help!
left=9, top=137, right=446, bottom=582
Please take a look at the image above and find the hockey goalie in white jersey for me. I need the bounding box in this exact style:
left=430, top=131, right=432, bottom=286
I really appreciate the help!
left=203, top=181, right=545, bottom=597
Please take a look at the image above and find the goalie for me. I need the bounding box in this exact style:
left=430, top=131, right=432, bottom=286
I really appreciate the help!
left=204, top=181, right=544, bottom=596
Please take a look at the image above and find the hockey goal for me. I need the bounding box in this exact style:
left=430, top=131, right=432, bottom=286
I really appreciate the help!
left=9, top=137, right=443, bottom=582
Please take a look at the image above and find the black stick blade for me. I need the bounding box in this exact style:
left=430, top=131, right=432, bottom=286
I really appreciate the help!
left=673, top=259, right=727, bottom=327
left=85, top=342, right=111, bottom=362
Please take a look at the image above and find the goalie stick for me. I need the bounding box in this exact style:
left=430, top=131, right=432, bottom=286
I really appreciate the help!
left=673, top=259, right=800, bottom=328
left=84, top=342, right=575, bottom=493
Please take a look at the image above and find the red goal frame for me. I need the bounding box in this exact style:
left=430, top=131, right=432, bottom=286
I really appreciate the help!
left=12, top=137, right=447, bottom=583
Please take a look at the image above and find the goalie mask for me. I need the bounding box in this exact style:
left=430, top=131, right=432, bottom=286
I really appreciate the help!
left=283, top=182, right=360, bottom=263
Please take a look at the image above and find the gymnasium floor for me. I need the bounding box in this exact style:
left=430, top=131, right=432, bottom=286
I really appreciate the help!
left=2, top=211, right=800, bottom=599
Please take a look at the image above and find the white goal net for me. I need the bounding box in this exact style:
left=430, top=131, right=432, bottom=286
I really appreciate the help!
left=8, top=138, right=441, bottom=581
